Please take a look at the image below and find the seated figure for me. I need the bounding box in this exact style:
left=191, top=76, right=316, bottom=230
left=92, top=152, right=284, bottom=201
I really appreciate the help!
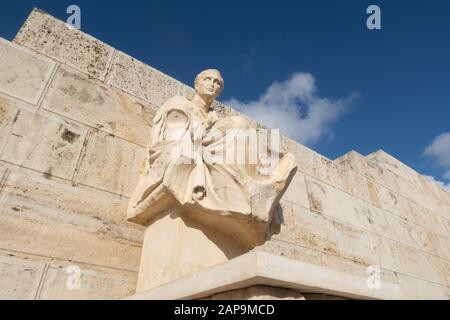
left=127, top=69, right=297, bottom=246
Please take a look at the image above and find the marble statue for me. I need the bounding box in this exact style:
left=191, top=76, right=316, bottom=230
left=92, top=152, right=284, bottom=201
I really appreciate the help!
left=127, top=69, right=297, bottom=246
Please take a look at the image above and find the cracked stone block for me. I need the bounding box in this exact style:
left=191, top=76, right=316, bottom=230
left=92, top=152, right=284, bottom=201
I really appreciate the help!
left=0, top=255, right=46, bottom=300
left=0, top=108, right=87, bottom=180
left=0, top=38, right=55, bottom=105
left=1, top=167, right=143, bottom=244
left=293, top=205, right=339, bottom=255
left=75, top=130, right=145, bottom=197
left=133, top=59, right=181, bottom=107
left=105, top=51, right=146, bottom=100
left=14, top=9, right=114, bottom=81
left=41, top=66, right=156, bottom=146
left=39, top=262, right=137, bottom=300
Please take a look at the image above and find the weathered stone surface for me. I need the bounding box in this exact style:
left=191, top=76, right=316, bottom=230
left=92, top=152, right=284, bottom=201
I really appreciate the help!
left=439, top=216, right=450, bottom=238
left=0, top=255, right=46, bottom=300
left=0, top=212, right=142, bottom=272
left=292, top=204, right=339, bottom=255
left=334, top=222, right=374, bottom=265
left=396, top=273, right=448, bottom=300
left=0, top=38, right=55, bottom=105
left=282, top=137, right=322, bottom=179
left=1, top=166, right=143, bottom=243
left=320, top=157, right=372, bottom=203
left=368, top=150, right=450, bottom=205
left=105, top=51, right=146, bottom=99
left=367, top=150, right=423, bottom=187
left=305, top=177, right=392, bottom=238
left=367, top=234, right=399, bottom=272
left=106, top=53, right=181, bottom=107
left=0, top=108, right=87, bottom=180
left=75, top=130, right=145, bottom=197
left=14, top=9, right=114, bottom=80
left=282, top=172, right=309, bottom=209
left=41, top=67, right=156, bottom=146
left=426, top=255, right=450, bottom=287
left=337, top=151, right=450, bottom=219
left=271, top=201, right=296, bottom=243
left=257, top=239, right=323, bottom=266
left=390, top=241, right=440, bottom=284
left=407, top=200, right=447, bottom=237
left=39, top=263, right=137, bottom=300
left=0, top=94, right=23, bottom=152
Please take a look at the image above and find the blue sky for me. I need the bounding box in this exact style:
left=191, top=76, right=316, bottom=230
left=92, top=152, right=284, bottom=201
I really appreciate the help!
left=1, top=0, right=449, bottom=189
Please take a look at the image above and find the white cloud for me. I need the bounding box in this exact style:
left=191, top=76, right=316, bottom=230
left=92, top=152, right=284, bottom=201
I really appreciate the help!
left=424, top=175, right=450, bottom=193
left=423, top=132, right=450, bottom=168
left=443, top=171, right=450, bottom=180
left=224, top=72, right=356, bottom=145
left=423, top=132, right=450, bottom=185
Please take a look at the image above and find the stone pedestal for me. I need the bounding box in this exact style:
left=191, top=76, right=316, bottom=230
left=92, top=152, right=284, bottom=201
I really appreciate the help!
left=136, top=207, right=250, bottom=293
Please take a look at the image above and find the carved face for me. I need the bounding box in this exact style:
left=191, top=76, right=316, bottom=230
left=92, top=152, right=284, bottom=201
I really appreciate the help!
left=195, top=70, right=223, bottom=99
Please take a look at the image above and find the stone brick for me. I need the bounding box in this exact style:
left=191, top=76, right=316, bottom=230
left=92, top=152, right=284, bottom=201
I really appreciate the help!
left=366, top=150, right=423, bottom=187
left=378, top=185, right=412, bottom=221
left=0, top=255, right=46, bottom=300
left=367, top=234, right=399, bottom=272
left=1, top=166, right=143, bottom=243
left=0, top=212, right=141, bottom=272
left=41, top=66, right=156, bottom=146
left=304, top=177, right=391, bottom=238
left=271, top=201, right=296, bottom=243
left=257, top=240, right=323, bottom=266
left=105, top=50, right=146, bottom=99
left=384, top=214, right=415, bottom=247
left=426, top=255, right=450, bottom=287
left=334, top=222, right=374, bottom=265
left=0, top=108, right=87, bottom=180
left=281, top=137, right=322, bottom=179
left=38, top=262, right=137, bottom=300
left=0, top=94, right=23, bottom=152
left=292, top=205, right=339, bottom=255
left=320, top=157, right=371, bottom=204
left=133, top=59, right=181, bottom=107
left=396, top=273, right=448, bottom=300
left=390, top=242, right=439, bottom=284
left=438, top=216, right=450, bottom=238
left=75, top=130, right=145, bottom=197
left=14, top=9, right=114, bottom=81
left=0, top=38, right=55, bottom=105
left=105, top=50, right=182, bottom=107
left=407, top=201, right=447, bottom=236
left=256, top=239, right=298, bottom=261
left=282, top=172, right=309, bottom=209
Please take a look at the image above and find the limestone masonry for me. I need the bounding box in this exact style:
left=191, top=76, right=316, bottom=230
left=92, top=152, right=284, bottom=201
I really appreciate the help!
left=0, top=9, right=449, bottom=299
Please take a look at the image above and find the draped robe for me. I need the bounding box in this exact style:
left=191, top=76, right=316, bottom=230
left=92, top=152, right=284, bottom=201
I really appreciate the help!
left=128, top=96, right=297, bottom=240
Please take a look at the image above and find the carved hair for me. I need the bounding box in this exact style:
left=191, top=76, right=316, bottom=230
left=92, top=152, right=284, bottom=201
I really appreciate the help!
left=194, top=69, right=224, bottom=95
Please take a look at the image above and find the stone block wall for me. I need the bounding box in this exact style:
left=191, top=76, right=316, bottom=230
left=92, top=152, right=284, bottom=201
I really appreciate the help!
left=0, top=8, right=448, bottom=299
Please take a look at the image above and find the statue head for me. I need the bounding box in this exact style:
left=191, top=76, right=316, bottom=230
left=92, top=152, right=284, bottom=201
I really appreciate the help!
left=194, top=69, right=224, bottom=101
